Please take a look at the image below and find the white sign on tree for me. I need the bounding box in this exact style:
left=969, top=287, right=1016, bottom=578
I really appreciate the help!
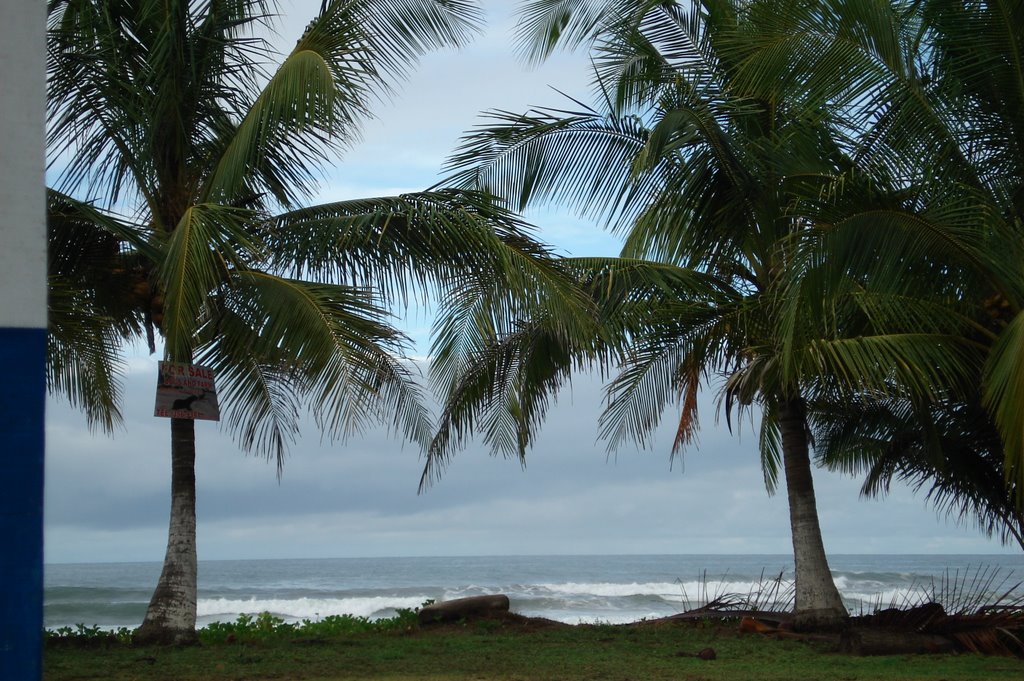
left=154, top=361, right=221, bottom=421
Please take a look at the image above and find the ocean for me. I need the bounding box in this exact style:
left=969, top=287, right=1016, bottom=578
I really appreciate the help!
left=44, top=554, right=1024, bottom=631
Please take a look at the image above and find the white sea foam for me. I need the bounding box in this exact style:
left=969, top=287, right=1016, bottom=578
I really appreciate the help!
left=196, top=595, right=429, bottom=623
left=673, top=578, right=792, bottom=596
left=46, top=555, right=1024, bottom=632
left=536, top=581, right=686, bottom=598
left=841, top=587, right=935, bottom=609
left=533, top=578, right=797, bottom=603
left=831, top=574, right=939, bottom=609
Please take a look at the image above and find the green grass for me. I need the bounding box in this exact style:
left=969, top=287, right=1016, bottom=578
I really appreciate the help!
left=44, top=616, right=1024, bottom=681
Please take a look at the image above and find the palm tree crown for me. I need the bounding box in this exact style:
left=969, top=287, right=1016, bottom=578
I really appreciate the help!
left=429, top=0, right=892, bottom=627
left=46, top=0, right=586, bottom=643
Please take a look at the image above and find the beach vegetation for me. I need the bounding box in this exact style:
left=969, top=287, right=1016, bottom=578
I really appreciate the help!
left=45, top=623, right=134, bottom=646
left=198, top=607, right=423, bottom=643
left=45, top=0, right=589, bottom=645
left=43, top=615, right=1024, bottom=681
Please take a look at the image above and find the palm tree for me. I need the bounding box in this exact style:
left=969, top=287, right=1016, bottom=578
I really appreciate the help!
left=505, top=0, right=1024, bottom=564
left=426, top=0, right=892, bottom=628
left=854, top=0, right=1024, bottom=509
left=733, top=0, right=1024, bottom=527
left=46, top=0, right=586, bottom=644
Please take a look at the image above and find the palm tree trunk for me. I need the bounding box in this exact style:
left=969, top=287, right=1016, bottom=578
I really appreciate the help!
left=778, top=397, right=848, bottom=631
left=134, top=417, right=199, bottom=645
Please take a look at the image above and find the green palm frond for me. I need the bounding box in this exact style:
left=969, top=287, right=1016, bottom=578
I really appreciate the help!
left=47, top=189, right=159, bottom=260
left=444, top=107, right=656, bottom=221
left=351, top=0, right=483, bottom=75
left=272, top=190, right=550, bottom=294
left=583, top=260, right=737, bottom=453
left=803, top=197, right=1019, bottom=304
left=565, top=255, right=735, bottom=319
left=47, top=0, right=156, bottom=205
left=599, top=335, right=690, bottom=453
left=620, top=108, right=764, bottom=269
left=983, top=312, right=1024, bottom=501
left=46, top=189, right=153, bottom=430
left=158, top=203, right=261, bottom=359
left=202, top=0, right=480, bottom=206
left=813, top=392, right=1024, bottom=549
left=757, top=403, right=782, bottom=494
left=47, top=277, right=127, bottom=433
left=271, top=190, right=600, bottom=400
left=199, top=271, right=432, bottom=470
left=591, top=0, right=724, bottom=113
left=514, top=0, right=632, bottom=64
left=923, top=0, right=1024, bottom=203
left=726, top=0, right=915, bottom=111
left=804, top=333, right=983, bottom=403
left=430, top=247, right=600, bottom=409
left=428, top=252, right=737, bottom=484
left=204, top=349, right=304, bottom=477
left=424, top=315, right=581, bottom=489
left=215, top=0, right=481, bottom=207
left=202, top=16, right=366, bottom=205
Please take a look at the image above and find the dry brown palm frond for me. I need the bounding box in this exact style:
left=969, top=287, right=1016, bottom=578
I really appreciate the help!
left=855, top=566, right=1024, bottom=657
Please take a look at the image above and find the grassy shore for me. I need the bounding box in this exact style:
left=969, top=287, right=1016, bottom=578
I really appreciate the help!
left=44, top=616, right=1024, bottom=681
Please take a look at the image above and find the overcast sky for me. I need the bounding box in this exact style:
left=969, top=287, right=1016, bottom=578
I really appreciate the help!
left=44, top=0, right=1020, bottom=564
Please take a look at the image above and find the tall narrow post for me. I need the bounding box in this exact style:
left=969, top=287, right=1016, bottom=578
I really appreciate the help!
left=0, top=1, right=47, bottom=679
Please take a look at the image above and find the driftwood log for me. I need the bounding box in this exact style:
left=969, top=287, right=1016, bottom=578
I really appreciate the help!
left=839, top=627, right=957, bottom=656
left=418, top=595, right=511, bottom=625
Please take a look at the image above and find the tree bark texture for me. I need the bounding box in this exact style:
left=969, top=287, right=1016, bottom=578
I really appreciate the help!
left=135, top=417, right=199, bottom=645
left=778, top=397, right=848, bottom=631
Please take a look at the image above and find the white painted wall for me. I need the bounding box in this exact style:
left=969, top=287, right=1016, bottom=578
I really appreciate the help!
left=0, top=0, right=46, bottom=328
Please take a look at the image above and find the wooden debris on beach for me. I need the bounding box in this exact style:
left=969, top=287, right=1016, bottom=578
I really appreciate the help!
left=418, top=595, right=511, bottom=625
left=839, top=627, right=957, bottom=656
left=840, top=601, right=1024, bottom=657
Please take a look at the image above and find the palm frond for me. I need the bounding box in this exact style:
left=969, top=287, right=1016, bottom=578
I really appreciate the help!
left=348, top=0, right=483, bottom=77
left=444, top=106, right=656, bottom=223
left=158, top=203, right=261, bottom=359
left=804, top=333, right=983, bottom=402
left=46, top=188, right=154, bottom=430
left=813, top=392, right=1024, bottom=549
left=210, top=271, right=432, bottom=457
left=423, top=315, right=580, bottom=489
left=201, top=345, right=304, bottom=477
left=271, top=190, right=600, bottom=399
left=202, top=21, right=365, bottom=206
left=591, top=0, right=722, bottom=113
left=983, top=311, right=1024, bottom=503
left=514, top=0, right=633, bottom=64
left=272, top=190, right=547, bottom=294
left=47, top=277, right=127, bottom=433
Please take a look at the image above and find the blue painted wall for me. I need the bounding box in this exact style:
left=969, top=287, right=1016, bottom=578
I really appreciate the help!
left=0, top=328, right=45, bottom=680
